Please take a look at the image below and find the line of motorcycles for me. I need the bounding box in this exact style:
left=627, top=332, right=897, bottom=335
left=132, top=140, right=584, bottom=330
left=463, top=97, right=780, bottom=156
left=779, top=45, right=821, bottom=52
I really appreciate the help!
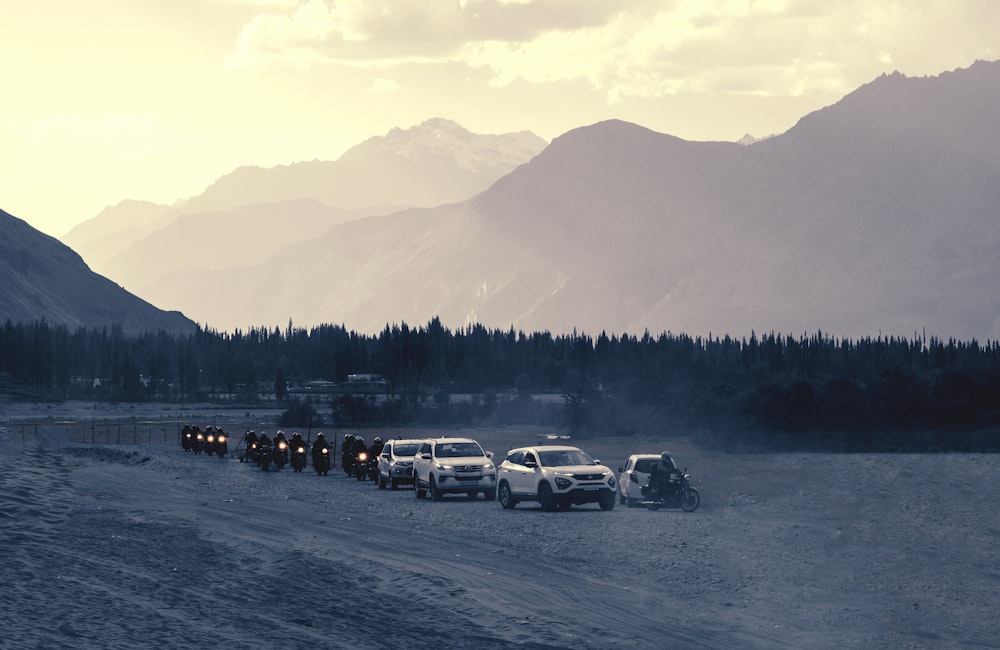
left=243, top=432, right=333, bottom=476
left=180, top=425, right=229, bottom=458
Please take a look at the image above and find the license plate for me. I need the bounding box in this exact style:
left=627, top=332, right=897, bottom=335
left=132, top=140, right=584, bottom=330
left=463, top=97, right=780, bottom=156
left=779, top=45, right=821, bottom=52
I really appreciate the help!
left=457, top=475, right=482, bottom=481
left=582, top=485, right=600, bottom=490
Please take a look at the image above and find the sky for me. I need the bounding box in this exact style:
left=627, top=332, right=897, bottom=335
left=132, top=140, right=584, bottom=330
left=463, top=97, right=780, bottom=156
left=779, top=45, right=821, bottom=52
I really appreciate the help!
left=2, top=0, right=998, bottom=239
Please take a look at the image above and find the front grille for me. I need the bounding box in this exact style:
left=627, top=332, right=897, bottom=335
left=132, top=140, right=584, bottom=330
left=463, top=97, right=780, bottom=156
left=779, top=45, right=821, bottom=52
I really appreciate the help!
left=573, top=473, right=605, bottom=481
left=453, top=465, right=481, bottom=473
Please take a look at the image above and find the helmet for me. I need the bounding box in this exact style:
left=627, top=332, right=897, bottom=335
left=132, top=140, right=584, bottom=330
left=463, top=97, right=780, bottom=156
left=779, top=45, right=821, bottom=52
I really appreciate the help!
left=356, top=437, right=365, bottom=446
left=374, top=437, right=382, bottom=444
left=317, top=432, right=325, bottom=439
left=660, top=451, right=673, bottom=462
left=345, top=433, right=354, bottom=441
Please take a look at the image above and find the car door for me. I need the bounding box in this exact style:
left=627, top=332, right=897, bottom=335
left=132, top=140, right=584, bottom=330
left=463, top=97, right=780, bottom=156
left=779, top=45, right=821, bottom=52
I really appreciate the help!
left=414, top=441, right=433, bottom=485
left=512, top=451, right=541, bottom=495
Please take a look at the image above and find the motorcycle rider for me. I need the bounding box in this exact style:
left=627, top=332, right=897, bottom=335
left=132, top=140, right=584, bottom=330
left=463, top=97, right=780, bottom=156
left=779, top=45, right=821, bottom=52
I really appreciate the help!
left=342, top=433, right=356, bottom=474
left=649, top=451, right=679, bottom=499
left=369, top=436, right=385, bottom=458
left=242, top=429, right=258, bottom=463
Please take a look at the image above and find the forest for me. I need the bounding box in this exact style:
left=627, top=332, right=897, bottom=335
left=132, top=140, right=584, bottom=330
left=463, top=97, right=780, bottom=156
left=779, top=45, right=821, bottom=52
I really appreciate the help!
left=2, top=317, right=999, bottom=451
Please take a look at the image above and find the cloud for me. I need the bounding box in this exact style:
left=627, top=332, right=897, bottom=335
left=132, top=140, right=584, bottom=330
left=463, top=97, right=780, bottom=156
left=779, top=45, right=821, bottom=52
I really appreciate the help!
left=222, top=0, right=1000, bottom=102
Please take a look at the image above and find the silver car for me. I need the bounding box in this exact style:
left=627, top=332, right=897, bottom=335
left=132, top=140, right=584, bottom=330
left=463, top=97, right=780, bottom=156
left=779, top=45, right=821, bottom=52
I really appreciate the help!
left=376, top=438, right=424, bottom=490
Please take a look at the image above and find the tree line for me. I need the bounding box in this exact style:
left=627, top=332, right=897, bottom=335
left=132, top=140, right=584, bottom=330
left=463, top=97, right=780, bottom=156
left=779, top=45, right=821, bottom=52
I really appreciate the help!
left=2, top=317, right=999, bottom=451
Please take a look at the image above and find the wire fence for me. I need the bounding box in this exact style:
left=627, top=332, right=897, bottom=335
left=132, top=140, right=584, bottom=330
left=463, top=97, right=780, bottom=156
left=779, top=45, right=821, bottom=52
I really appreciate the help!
left=6, top=416, right=266, bottom=446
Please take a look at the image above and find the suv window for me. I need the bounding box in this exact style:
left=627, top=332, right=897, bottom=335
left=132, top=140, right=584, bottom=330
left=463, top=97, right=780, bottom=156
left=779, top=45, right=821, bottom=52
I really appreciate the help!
left=506, top=451, right=525, bottom=466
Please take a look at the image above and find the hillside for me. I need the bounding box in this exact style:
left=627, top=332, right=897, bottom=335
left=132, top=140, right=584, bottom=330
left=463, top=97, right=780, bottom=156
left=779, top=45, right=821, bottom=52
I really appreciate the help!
left=0, top=208, right=196, bottom=336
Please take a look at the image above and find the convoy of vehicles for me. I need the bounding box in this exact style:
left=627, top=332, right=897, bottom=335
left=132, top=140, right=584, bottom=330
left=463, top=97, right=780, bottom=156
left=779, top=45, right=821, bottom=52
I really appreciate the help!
left=189, top=426, right=698, bottom=513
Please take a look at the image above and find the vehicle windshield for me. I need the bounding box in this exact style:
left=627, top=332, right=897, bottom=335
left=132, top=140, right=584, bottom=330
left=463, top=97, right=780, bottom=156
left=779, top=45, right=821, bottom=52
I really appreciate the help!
left=538, top=449, right=595, bottom=467
left=435, top=442, right=484, bottom=458
left=634, top=459, right=657, bottom=473
left=394, top=443, right=421, bottom=457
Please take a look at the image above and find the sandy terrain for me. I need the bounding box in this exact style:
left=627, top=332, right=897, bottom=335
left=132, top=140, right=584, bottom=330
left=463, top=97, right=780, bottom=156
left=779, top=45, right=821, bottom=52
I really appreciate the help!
left=2, top=409, right=999, bottom=649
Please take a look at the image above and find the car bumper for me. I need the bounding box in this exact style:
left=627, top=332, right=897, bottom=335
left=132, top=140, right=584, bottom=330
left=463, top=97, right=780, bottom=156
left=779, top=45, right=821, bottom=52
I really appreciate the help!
left=435, top=474, right=497, bottom=493
left=557, top=486, right=615, bottom=504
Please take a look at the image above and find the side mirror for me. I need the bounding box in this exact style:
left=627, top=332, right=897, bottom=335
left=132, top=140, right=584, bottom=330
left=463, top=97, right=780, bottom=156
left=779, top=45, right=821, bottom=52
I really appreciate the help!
left=486, top=451, right=494, bottom=459
left=593, top=459, right=602, bottom=465
left=420, top=453, right=431, bottom=460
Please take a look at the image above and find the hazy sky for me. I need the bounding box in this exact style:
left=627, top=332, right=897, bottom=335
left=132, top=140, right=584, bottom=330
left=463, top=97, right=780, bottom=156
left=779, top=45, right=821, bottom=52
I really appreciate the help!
left=3, top=0, right=997, bottom=238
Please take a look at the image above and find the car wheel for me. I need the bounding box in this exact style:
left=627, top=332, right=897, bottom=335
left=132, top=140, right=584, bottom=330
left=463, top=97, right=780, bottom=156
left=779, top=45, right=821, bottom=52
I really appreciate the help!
left=377, top=473, right=386, bottom=489
left=498, top=481, right=517, bottom=509
left=430, top=476, right=442, bottom=501
left=390, top=477, right=398, bottom=490
left=538, top=481, right=557, bottom=512
left=415, top=474, right=426, bottom=499
left=599, top=492, right=616, bottom=511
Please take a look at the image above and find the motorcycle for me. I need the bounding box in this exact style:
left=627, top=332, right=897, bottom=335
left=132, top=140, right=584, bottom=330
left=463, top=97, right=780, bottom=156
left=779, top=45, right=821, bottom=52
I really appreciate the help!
left=342, top=450, right=355, bottom=477
left=290, top=443, right=308, bottom=472
left=214, top=431, right=228, bottom=458
left=256, top=440, right=274, bottom=471
left=192, top=430, right=206, bottom=455
left=354, top=451, right=376, bottom=481
left=204, top=430, right=217, bottom=456
left=181, top=428, right=193, bottom=452
left=640, top=470, right=700, bottom=512
left=272, top=439, right=289, bottom=470
left=313, top=446, right=331, bottom=476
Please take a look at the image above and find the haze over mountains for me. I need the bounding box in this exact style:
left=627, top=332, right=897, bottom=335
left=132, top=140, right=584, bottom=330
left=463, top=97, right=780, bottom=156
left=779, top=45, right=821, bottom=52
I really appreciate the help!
left=46, top=61, right=1000, bottom=341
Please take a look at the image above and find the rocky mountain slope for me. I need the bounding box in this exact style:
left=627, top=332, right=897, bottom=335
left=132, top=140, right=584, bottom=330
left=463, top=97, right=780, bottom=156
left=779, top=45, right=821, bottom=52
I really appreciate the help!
left=0, top=208, right=196, bottom=336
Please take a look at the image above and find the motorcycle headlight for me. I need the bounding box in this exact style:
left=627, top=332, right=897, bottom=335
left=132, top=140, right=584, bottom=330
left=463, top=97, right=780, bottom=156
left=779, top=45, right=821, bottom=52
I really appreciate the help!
left=217, top=436, right=226, bottom=444
left=206, top=435, right=215, bottom=443
left=278, top=442, right=287, bottom=450
left=297, top=446, right=305, bottom=454
left=321, top=448, right=329, bottom=455
left=358, top=452, right=368, bottom=462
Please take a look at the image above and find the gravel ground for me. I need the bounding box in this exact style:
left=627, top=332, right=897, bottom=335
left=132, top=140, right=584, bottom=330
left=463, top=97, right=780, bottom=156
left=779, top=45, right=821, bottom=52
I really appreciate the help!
left=2, top=415, right=999, bottom=649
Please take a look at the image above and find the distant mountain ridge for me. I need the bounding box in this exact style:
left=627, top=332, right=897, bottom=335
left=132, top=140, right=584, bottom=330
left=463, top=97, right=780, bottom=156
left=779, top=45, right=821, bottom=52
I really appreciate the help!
left=64, top=119, right=548, bottom=286
left=54, top=61, right=1000, bottom=341
left=0, top=208, right=196, bottom=336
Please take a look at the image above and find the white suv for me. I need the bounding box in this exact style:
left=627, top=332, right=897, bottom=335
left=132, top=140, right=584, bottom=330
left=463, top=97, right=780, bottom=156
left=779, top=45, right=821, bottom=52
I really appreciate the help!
left=412, top=437, right=496, bottom=501
left=496, top=445, right=617, bottom=511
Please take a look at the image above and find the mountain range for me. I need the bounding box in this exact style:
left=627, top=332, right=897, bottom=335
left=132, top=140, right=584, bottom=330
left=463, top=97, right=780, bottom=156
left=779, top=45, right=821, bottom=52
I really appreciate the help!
left=9, top=61, right=1000, bottom=341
